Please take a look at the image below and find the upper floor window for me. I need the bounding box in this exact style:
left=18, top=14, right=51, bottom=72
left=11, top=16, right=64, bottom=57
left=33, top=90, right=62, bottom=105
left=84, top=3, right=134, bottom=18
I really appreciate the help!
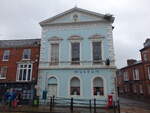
left=143, top=53, right=148, bottom=61
left=123, top=71, right=128, bottom=81
left=133, top=68, right=139, bottom=80
left=0, top=66, right=7, bottom=79
left=71, top=42, right=80, bottom=64
left=3, top=50, right=10, bottom=61
left=22, top=49, right=31, bottom=60
left=17, top=63, right=32, bottom=81
left=51, top=43, right=59, bottom=65
left=92, top=42, right=102, bottom=64
left=147, top=66, right=150, bottom=80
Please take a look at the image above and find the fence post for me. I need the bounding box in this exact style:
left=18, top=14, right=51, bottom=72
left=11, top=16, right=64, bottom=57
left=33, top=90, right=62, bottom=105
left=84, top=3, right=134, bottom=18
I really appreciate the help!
left=89, top=99, right=92, bottom=113
left=113, top=101, right=116, bottom=113
left=52, top=96, right=55, bottom=107
left=117, top=100, right=120, bottom=113
left=94, top=98, right=96, bottom=113
left=50, top=97, right=52, bottom=112
left=70, top=97, right=73, bottom=112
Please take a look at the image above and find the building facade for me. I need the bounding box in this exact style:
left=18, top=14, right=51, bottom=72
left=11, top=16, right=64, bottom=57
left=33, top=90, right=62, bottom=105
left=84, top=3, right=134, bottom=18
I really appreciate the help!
left=117, top=39, right=150, bottom=100
left=38, top=7, right=116, bottom=104
left=0, top=39, right=40, bottom=103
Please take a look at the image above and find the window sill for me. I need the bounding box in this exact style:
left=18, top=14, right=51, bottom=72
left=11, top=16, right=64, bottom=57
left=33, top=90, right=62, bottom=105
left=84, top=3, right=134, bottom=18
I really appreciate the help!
left=16, top=80, right=31, bottom=82
left=0, top=77, right=6, bottom=79
left=22, top=59, right=31, bottom=61
left=2, top=60, right=9, bottom=61
left=92, top=95, right=105, bottom=98
left=70, top=95, right=80, bottom=97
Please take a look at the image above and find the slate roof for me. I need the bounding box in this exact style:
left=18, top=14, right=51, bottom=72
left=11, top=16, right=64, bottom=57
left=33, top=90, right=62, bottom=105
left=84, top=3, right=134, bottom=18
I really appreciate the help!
left=0, top=39, right=41, bottom=48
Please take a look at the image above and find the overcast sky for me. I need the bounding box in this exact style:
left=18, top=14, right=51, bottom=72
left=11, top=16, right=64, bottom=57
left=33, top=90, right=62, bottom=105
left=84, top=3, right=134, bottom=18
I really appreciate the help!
left=0, top=0, right=150, bottom=68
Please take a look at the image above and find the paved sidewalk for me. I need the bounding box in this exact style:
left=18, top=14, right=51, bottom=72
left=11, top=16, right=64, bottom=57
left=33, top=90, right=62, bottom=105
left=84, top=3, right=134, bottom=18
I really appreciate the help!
left=0, top=105, right=114, bottom=113
left=119, top=97, right=150, bottom=113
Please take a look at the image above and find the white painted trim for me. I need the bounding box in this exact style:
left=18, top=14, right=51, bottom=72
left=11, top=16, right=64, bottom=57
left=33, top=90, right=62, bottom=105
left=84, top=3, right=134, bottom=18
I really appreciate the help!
left=69, top=40, right=82, bottom=66
left=0, top=77, right=6, bottom=79
left=49, top=42, right=60, bottom=65
left=2, top=50, right=10, bottom=61
left=16, top=63, right=33, bottom=82
left=46, top=75, right=60, bottom=97
left=68, top=75, right=83, bottom=97
left=91, top=75, right=107, bottom=98
left=90, top=40, right=104, bottom=65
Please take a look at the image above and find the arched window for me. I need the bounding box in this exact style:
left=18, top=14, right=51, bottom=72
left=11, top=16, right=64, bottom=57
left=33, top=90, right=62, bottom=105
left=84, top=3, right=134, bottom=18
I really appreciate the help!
left=48, top=77, right=57, bottom=97
left=70, top=77, right=80, bottom=95
left=93, top=77, right=104, bottom=96
left=48, top=77, right=57, bottom=85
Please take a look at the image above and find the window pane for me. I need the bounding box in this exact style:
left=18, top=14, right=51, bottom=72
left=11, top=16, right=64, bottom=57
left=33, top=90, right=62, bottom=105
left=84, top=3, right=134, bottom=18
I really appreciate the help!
left=70, top=77, right=80, bottom=95
left=28, top=65, right=31, bottom=68
left=23, top=69, right=27, bottom=80
left=17, top=64, right=32, bottom=81
left=23, top=49, right=31, bottom=59
left=3, top=50, right=10, bottom=60
left=51, top=44, right=59, bottom=65
left=27, top=69, right=31, bottom=80
left=0, top=67, right=7, bottom=78
left=93, top=77, right=104, bottom=96
left=92, top=42, right=102, bottom=64
left=71, top=43, right=80, bottom=64
left=19, top=69, right=23, bottom=80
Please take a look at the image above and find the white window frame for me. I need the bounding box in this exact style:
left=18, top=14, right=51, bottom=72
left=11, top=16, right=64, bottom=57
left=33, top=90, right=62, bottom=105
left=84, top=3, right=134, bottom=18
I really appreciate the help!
left=22, top=49, right=31, bottom=60
left=70, top=77, right=80, bottom=96
left=139, top=84, right=143, bottom=94
left=68, top=76, right=82, bottom=97
left=133, top=68, right=139, bottom=80
left=50, top=43, right=59, bottom=65
left=147, top=66, right=150, bottom=80
left=0, top=66, right=7, bottom=79
left=143, top=53, right=148, bottom=61
left=123, top=71, right=128, bottom=81
left=69, top=40, right=82, bottom=66
left=91, top=75, right=107, bottom=98
left=70, top=42, right=80, bottom=65
left=3, top=50, right=10, bottom=61
left=90, top=40, right=103, bottom=65
left=16, top=63, right=33, bottom=81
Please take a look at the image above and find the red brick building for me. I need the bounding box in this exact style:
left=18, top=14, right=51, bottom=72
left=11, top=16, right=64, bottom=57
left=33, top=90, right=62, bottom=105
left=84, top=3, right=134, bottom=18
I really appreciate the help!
left=0, top=39, right=40, bottom=103
left=117, top=39, right=150, bottom=100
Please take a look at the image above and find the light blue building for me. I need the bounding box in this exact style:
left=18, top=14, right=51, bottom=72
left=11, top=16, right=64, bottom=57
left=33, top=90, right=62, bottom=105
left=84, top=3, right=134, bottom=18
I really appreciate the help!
left=37, top=7, right=116, bottom=105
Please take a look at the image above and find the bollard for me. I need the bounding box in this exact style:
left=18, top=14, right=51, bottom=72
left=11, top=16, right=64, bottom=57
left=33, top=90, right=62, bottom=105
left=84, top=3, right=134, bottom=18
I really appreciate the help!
left=52, top=96, right=55, bottom=107
left=94, top=98, right=96, bottom=113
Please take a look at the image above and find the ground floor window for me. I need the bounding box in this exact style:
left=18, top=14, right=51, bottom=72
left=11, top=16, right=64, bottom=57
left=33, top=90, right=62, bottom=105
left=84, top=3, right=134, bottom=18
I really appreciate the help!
left=70, top=77, right=80, bottom=95
left=48, top=77, right=57, bottom=97
left=93, top=77, right=104, bottom=96
left=139, top=84, right=143, bottom=94
left=133, top=85, right=137, bottom=94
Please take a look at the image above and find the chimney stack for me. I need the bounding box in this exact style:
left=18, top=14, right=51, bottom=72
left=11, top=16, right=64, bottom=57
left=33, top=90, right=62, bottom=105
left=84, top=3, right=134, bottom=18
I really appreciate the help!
left=127, top=59, right=137, bottom=66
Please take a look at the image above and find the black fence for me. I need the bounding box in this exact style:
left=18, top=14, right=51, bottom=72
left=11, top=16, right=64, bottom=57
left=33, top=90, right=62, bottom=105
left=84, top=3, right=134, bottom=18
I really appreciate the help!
left=0, top=96, right=121, bottom=113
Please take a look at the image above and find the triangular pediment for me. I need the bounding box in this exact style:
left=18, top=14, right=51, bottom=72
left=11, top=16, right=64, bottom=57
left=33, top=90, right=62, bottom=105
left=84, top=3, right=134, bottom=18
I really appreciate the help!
left=40, top=7, right=114, bottom=26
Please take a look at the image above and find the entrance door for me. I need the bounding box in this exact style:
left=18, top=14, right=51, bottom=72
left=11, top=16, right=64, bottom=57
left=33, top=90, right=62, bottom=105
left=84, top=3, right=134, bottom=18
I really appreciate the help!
left=48, top=84, right=57, bottom=97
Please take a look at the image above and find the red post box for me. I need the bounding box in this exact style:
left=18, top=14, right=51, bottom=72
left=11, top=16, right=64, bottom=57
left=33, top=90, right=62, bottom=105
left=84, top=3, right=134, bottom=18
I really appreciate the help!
left=107, top=95, right=113, bottom=107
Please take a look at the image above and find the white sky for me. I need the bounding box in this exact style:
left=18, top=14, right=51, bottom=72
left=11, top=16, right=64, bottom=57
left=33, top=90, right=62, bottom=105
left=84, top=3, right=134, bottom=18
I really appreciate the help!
left=0, top=0, right=150, bottom=68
